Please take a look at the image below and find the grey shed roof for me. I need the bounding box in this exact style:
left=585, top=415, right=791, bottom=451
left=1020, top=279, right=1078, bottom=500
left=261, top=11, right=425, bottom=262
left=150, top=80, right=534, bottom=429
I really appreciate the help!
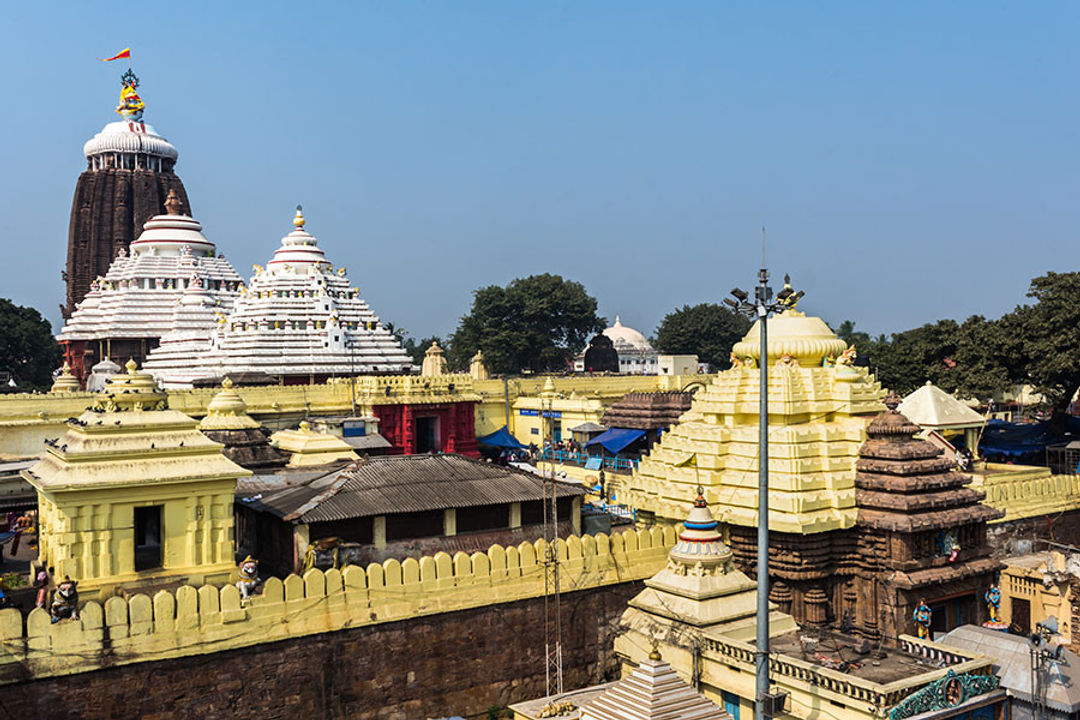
left=240, top=453, right=585, bottom=524
left=942, top=625, right=1080, bottom=712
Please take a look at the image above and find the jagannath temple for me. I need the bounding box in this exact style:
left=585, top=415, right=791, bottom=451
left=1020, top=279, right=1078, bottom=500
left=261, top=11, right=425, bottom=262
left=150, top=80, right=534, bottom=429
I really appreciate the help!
left=64, top=70, right=192, bottom=319
left=57, top=189, right=244, bottom=384
left=142, top=207, right=413, bottom=387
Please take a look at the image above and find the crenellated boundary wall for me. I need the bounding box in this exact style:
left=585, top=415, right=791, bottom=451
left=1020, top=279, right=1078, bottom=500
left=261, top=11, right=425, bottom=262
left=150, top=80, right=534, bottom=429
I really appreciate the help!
left=0, top=527, right=676, bottom=689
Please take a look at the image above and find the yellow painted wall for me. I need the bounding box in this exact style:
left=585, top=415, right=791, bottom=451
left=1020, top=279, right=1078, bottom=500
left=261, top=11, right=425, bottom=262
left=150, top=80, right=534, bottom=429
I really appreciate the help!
left=0, top=527, right=676, bottom=684
left=36, top=479, right=236, bottom=598
left=1000, top=553, right=1072, bottom=643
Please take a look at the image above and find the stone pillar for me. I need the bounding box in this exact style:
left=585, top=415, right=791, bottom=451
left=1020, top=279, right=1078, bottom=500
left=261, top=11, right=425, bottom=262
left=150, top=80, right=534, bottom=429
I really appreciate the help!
left=373, top=516, right=387, bottom=549
left=444, top=508, right=457, bottom=537
left=294, top=524, right=310, bottom=574
left=572, top=497, right=582, bottom=536
left=769, top=580, right=793, bottom=615
left=510, top=502, right=522, bottom=529
left=805, top=586, right=830, bottom=627
left=402, top=405, right=414, bottom=454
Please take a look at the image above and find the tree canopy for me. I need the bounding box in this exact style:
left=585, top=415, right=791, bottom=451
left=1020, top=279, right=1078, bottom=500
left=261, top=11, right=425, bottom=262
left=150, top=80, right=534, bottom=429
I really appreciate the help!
left=0, top=299, right=60, bottom=391
left=654, top=303, right=751, bottom=369
left=448, top=274, right=604, bottom=375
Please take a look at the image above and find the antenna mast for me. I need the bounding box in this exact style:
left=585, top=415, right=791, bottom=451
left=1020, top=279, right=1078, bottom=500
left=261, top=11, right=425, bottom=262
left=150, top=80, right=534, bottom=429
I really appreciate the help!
left=542, top=390, right=564, bottom=696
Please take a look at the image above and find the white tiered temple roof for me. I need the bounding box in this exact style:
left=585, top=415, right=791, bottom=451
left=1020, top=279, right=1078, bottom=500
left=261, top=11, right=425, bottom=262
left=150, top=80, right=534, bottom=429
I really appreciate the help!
left=143, top=208, right=414, bottom=387
left=58, top=192, right=243, bottom=342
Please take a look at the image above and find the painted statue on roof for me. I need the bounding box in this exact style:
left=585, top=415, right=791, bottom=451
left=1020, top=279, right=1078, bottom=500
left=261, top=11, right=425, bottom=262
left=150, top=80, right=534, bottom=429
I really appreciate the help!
left=116, top=70, right=145, bottom=121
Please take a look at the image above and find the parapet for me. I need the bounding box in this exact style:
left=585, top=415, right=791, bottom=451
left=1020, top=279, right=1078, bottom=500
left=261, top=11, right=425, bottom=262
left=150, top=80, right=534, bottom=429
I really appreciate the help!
left=0, top=527, right=675, bottom=684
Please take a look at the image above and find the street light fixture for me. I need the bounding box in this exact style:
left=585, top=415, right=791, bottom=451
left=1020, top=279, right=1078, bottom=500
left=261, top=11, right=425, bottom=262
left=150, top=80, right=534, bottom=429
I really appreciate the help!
left=726, top=257, right=802, bottom=720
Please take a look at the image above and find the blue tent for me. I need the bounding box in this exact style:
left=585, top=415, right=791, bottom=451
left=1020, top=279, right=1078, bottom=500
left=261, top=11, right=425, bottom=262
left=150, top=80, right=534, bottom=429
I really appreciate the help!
left=586, top=428, right=646, bottom=454
left=979, top=419, right=1064, bottom=461
left=477, top=426, right=526, bottom=449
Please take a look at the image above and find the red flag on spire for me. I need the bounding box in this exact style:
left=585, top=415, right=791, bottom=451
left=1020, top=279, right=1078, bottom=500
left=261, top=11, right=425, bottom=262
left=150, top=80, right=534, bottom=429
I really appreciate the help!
left=100, top=48, right=131, bottom=62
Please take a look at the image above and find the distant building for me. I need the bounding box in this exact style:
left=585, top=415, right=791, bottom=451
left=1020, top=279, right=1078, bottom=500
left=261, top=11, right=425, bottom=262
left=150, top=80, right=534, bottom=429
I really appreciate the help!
left=575, top=317, right=659, bottom=374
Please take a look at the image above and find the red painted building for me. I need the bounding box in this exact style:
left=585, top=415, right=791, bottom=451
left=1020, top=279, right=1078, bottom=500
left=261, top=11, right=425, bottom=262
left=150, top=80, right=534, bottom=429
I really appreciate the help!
left=373, top=401, right=479, bottom=458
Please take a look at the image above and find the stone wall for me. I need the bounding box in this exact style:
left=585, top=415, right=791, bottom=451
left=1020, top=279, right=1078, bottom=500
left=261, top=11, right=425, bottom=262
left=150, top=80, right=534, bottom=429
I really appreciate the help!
left=0, top=528, right=674, bottom=689
left=1, top=582, right=641, bottom=720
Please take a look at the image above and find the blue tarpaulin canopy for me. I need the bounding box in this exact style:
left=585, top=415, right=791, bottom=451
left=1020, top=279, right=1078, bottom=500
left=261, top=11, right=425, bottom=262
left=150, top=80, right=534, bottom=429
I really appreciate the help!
left=586, top=428, right=646, bottom=454
left=477, top=426, right=526, bottom=449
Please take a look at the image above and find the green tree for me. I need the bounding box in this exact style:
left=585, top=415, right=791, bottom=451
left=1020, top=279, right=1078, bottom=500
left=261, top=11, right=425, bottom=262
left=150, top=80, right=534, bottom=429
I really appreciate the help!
left=403, top=336, right=444, bottom=366
left=0, top=299, right=61, bottom=391
left=1013, top=271, right=1080, bottom=419
left=448, top=274, right=605, bottom=374
left=654, top=303, right=751, bottom=369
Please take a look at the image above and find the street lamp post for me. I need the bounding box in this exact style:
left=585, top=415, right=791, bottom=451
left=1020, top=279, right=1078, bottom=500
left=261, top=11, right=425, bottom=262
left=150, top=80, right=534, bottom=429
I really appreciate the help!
left=724, top=262, right=803, bottom=720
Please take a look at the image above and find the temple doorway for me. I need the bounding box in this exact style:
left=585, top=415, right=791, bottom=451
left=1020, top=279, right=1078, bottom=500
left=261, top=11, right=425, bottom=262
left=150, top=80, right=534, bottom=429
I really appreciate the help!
left=929, top=592, right=978, bottom=636
left=415, top=416, right=440, bottom=453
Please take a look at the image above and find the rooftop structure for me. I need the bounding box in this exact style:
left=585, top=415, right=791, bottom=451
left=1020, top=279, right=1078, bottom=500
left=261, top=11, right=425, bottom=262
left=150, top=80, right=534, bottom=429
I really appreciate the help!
left=58, top=190, right=244, bottom=382
left=236, top=453, right=585, bottom=573
left=581, top=654, right=731, bottom=720
left=143, top=208, right=413, bottom=387
left=22, top=361, right=249, bottom=597
left=270, top=421, right=359, bottom=467
left=65, top=71, right=192, bottom=318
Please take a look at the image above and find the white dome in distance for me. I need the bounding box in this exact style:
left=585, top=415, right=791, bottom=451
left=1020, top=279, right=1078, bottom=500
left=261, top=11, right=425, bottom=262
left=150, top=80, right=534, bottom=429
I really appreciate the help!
left=602, top=316, right=655, bottom=351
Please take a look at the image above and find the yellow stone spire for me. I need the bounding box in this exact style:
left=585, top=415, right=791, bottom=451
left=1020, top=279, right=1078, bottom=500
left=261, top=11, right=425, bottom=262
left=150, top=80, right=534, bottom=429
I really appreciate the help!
left=623, top=310, right=883, bottom=534
left=49, top=362, right=82, bottom=394
left=198, top=376, right=259, bottom=430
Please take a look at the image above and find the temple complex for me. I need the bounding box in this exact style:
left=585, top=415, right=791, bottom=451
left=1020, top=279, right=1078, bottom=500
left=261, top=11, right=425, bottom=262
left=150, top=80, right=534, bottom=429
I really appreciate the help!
left=852, top=393, right=1003, bottom=641
left=65, top=71, right=192, bottom=318
left=142, top=208, right=414, bottom=387
left=57, top=190, right=243, bottom=384
left=624, top=310, right=883, bottom=625
left=21, top=361, right=249, bottom=599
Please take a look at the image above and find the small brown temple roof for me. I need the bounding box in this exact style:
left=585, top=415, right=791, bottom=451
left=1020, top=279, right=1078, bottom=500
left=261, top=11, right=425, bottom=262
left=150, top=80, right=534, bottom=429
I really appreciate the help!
left=890, top=556, right=1004, bottom=589
left=601, top=392, right=693, bottom=430
left=857, top=504, right=1004, bottom=532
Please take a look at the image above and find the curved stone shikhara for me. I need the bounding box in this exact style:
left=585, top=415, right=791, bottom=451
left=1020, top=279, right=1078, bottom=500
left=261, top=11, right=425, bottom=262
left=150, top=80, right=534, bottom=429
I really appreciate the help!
left=144, top=209, right=413, bottom=387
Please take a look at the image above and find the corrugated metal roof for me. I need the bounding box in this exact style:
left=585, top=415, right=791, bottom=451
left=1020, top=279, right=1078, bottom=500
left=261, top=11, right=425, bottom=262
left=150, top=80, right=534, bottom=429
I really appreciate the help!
left=241, top=453, right=584, bottom=524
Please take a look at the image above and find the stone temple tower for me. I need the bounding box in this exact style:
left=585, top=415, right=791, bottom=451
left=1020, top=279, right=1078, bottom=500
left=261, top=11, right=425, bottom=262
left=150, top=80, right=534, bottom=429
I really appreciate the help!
left=64, top=69, right=191, bottom=318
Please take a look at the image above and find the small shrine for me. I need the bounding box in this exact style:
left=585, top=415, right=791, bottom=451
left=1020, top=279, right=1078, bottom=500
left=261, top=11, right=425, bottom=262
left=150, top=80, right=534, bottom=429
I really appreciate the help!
left=22, top=361, right=250, bottom=599
left=48, top=363, right=81, bottom=394
left=143, top=207, right=414, bottom=387
left=851, top=392, right=1003, bottom=642
left=421, top=341, right=448, bottom=376
left=616, top=491, right=797, bottom=655
left=270, top=421, right=359, bottom=467
left=197, top=378, right=288, bottom=471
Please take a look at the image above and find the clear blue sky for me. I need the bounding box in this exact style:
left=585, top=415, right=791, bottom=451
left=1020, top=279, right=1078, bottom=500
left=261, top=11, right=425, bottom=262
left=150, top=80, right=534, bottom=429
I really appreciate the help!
left=1, top=2, right=1077, bottom=343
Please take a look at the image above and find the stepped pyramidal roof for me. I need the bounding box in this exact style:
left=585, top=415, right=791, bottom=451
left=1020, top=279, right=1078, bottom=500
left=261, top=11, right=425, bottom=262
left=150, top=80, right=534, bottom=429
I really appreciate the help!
left=623, top=309, right=884, bottom=533
left=143, top=207, right=413, bottom=387
left=581, top=654, right=731, bottom=720
left=58, top=190, right=243, bottom=343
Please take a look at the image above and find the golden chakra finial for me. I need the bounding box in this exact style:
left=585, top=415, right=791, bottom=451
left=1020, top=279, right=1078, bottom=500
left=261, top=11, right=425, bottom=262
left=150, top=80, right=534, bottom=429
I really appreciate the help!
left=293, top=204, right=306, bottom=229
left=222, top=376, right=234, bottom=390
left=125, top=358, right=138, bottom=374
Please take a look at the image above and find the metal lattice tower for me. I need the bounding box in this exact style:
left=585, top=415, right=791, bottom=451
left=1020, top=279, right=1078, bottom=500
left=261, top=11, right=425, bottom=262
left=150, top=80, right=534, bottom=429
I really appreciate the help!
left=542, top=394, right=564, bottom=696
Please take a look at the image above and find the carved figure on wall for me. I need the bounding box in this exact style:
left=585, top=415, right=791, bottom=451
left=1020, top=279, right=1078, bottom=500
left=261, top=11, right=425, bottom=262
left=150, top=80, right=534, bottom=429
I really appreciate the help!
left=821, top=353, right=837, bottom=367
left=936, top=530, right=960, bottom=562
left=237, top=556, right=261, bottom=601
left=836, top=345, right=857, bottom=366
left=982, top=584, right=1008, bottom=630
left=50, top=576, right=79, bottom=624
left=775, top=354, right=798, bottom=368
left=913, top=599, right=932, bottom=639
left=729, top=353, right=741, bottom=369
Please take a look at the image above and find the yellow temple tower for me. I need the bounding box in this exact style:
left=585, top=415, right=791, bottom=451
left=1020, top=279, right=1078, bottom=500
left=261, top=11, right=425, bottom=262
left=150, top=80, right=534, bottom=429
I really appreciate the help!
left=23, top=360, right=250, bottom=599
left=623, top=310, right=884, bottom=625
